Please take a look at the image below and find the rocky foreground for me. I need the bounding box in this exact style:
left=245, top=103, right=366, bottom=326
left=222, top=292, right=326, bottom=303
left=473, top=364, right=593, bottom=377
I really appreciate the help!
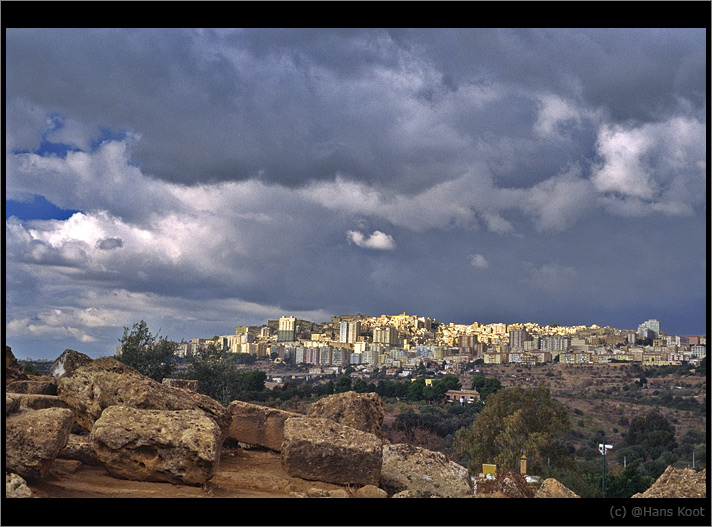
left=9, top=346, right=701, bottom=505
left=6, top=347, right=477, bottom=500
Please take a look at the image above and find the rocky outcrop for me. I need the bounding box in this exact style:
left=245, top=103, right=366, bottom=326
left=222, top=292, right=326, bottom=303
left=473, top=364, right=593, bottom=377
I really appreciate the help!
left=306, top=391, right=384, bottom=437
left=162, top=378, right=199, bottom=391
left=632, top=466, right=706, bottom=498
left=90, top=405, right=224, bottom=486
left=50, top=348, right=93, bottom=380
left=57, top=357, right=228, bottom=431
left=380, top=443, right=473, bottom=497
left=5, top=346, right=28, bottom=383
left=281, top=416, right=382, bottom=487
left=226, top=400, right=301, bottom=452
left=5, top=473, right=35, bottom=498
left=5, top=407, right=74, bottom=479
left=534, top=478, right=580, bottom=498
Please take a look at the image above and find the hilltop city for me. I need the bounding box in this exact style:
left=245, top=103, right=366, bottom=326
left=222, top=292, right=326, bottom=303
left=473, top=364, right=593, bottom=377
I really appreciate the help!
left=115, top=314, right=706, bottom=383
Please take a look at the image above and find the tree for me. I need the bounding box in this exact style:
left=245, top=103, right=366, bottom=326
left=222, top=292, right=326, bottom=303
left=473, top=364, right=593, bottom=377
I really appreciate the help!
left=334, top=375, right=352, bottom=393
left=454, top=384, right=571, bottom=473
left=117, top=320, right=177, bottom=382
left=185, top=343, right=241, bottom=405
left=471, top=375, right=502, bottom=401
left=624, top=408, right=677, bottom=460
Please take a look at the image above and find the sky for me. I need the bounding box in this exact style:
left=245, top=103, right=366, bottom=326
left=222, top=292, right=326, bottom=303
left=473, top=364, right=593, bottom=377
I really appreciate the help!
left=4, top=27, right=708, bottom=361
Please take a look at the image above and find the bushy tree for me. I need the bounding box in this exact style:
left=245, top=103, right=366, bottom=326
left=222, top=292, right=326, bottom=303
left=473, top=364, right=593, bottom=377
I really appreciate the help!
left=624, top=408, right=677, bottom=460
left=471, top=375, right=502, bottom=400
left=117, top=320, right=177, bottom=382
left=454, top=384, right=571, bottom=473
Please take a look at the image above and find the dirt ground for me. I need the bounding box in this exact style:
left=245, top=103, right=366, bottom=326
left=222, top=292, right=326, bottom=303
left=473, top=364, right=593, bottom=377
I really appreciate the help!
left=24, top=444, right=349, bottom=499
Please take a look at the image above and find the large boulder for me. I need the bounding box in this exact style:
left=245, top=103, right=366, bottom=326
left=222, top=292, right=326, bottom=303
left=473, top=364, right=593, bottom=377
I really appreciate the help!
left=5, top=407, right=74, bottom=479
left=226, top=400, right=301, bottom=452
left=281, top=417, right=382, bottom=487
left=50, top=349, right=93, bottom=380
left=57, top=357, right=228, bottom=431
left=90, top=405, right=223, bottom=486
left=306, top=391, right=384, bottom=437
left=380, top=443, right=473, bottom=498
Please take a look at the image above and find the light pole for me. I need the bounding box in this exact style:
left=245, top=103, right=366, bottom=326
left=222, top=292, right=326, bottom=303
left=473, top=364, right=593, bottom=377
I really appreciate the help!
left=599, top=442, right=613, bottom=494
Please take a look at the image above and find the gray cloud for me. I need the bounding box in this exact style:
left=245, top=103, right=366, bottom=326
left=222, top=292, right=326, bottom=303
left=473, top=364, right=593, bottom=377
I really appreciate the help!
left=5, top=27, right=707, bottom=360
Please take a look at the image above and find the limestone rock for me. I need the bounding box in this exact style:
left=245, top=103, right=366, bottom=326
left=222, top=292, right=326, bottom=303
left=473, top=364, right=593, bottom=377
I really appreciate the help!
left=281, top=416, right=382, bottom=487
left=391, top=489, right=421, bottom=498
left=226, top=400, right=301, bottom=452
left=6, top=375, right=57, bottom=395
left=57, top=357, right=228, bottom=431
left=306, top=391, right=384, bottom=437
left=58, top=433, right=101, bottom=466
left=534, top=478, right=580, bottom=498
left=50, top=349, right=93, bottom=380
left=90, top=405, right=223, bottom=486
left=356, top=484, right=388, bottom=498
left=5, top=346, right=28, bottom=384
left=632, top=466, right=706, bottom=498
left=380, top=443, right=473, bottom=498
left=5, top=473, right=35, bottom=498
left=162, top=378, right=199, bottom=391
left=5, top=407, right=74, bottom=479
left=11, top=393, right=71, bottom=412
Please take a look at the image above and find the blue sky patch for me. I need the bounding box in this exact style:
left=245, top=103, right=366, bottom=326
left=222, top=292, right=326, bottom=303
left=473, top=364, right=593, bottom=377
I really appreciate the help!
left=5, top=194, right=81, bottom=221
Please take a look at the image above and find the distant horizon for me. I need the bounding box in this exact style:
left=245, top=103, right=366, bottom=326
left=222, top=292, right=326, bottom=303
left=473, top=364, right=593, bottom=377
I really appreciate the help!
left=8, top=310, right=705, bottom=362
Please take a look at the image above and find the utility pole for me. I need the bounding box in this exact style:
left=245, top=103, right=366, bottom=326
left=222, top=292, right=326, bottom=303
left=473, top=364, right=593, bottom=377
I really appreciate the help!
left=599, top=442, right=612, bottom=495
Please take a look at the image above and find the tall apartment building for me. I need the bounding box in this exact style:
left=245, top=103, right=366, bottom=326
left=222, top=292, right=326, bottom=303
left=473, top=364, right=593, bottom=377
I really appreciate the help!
left=278, top=316, right=296, bottom=342
left=509, top=328, right=530, bottom=350
left=340, top=321, right=361, bottom=343
left=374, top=326, right=398, bottom=346
left=458, top=334, right=479, bottom=355
left=637, top=319, right=661, bottom=338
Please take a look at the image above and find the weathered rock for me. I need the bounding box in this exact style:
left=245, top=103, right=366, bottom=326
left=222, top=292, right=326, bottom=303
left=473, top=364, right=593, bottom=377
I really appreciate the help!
left=5, top=473, right=35, bottom=498
left=281, top=416, right=382, bottom=487
left=11, top=393, right=71, bottom=412
left=50, top=349, right=93, bottom=380
left=391, top=489, right=421, bottom=498
left=306, top=391, right=384, bottom=437
left=5, top=346, right=28, bottom=384
left=356, top=484, right=388, bottom=498
left=6, top=376, right=57, bottom=395
left=162, top=378, right=199, bottom=391
left=380, top=443, right=473, bottom=498
left=57, top=433, right=101, bottom=466
left=534, top=478, right=580, bottom=498
left=632, top=466, right=706, bottom=498
left=226, top=400, right=301, bottom=452
left=90, top=405, right=223, bottom=486
left=5, top=407, right=74, bottom=479
left=57, top=357, right=228, bottom=431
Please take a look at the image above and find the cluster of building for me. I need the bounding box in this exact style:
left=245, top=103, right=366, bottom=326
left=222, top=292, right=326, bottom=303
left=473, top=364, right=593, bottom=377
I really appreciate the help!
left=165, top=314, right=706, bottom=374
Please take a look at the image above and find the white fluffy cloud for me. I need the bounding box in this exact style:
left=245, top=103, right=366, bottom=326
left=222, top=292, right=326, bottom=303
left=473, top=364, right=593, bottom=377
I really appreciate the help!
left=346, top=230, right=396, bottom=250
left=591, top=116, right=705, bottom=216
